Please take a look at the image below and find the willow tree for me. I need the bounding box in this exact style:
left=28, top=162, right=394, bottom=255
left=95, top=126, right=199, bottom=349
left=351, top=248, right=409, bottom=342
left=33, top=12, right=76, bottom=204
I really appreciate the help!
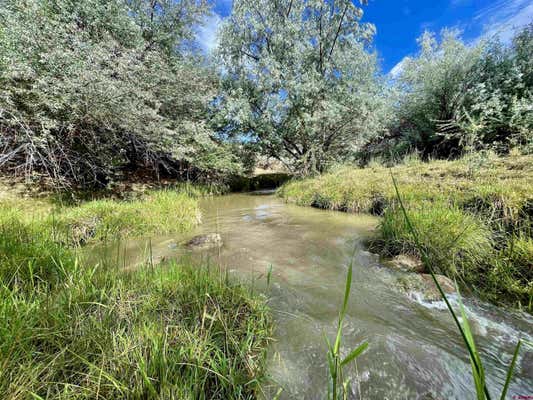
left=126, top=0, right=210, bottom=55
left=215, top=0, right=390, bottom=174
left=396, top=29, right=485, bottom=156
left=0, top=0, right=240, bottom=187
left=395, top=27, right=532, bottom=156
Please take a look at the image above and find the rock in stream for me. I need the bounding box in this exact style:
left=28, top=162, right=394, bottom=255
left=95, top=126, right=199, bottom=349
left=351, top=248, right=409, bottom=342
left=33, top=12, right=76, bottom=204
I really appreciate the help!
left=397, top=273, right=456, bottom=302
left=185, top=233, right=223, bottom=250
left=386, top=254, right=425, bottom=273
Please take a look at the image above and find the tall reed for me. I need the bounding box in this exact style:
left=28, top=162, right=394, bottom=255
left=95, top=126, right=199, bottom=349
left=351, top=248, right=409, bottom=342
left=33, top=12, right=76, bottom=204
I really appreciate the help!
left=325, top=250, right=368, bottom=400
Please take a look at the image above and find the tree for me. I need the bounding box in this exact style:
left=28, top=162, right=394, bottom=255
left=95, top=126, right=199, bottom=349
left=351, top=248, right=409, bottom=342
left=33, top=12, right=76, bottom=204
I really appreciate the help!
left=214, top=0, right=390, bottom=174
left=0, top=0, right=240, bottom=187
left=393, top=26, right=532, bottom=157
left=126, top=0, right=209, bottom=55
left=396, top=29, right=484, bottom=156
left=458, top=25, right=533, bottom=152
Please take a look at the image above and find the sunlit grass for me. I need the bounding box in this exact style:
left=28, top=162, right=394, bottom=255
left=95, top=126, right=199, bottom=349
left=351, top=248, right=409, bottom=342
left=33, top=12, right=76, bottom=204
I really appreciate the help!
left=279, top=154, right=532, bottom=221
left=0, top=184, right=219, bottom=245
left=54, top=190, right=202, bottom=244
left=0, top=213, right=271, bottom=399
left=374, top=202, right=493, bottom=277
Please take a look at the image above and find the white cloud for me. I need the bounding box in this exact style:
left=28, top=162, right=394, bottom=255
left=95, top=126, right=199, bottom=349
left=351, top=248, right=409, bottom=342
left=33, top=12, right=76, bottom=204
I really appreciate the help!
left=476, top=0, right=533, bottom=42
left=389, top=58, right=407, bottom=78
left=196, top=13, right=224, bottom=53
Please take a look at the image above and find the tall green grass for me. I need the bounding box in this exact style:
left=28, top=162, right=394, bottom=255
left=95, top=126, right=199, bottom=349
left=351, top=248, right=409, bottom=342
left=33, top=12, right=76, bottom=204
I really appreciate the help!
left=375, top=201, right=493, bottom=277
left=278, top=154, right=532, bottom=221
left=373, top=204, right=532, bottom=308
left=390, top=173, right=526, bottom=400
left=486, top=234, right=533, bottom=308
left=0, top=207, right=271, bottom=399
left=0, top=189, right=205, bottom=246
left=54, top=190, right=202, bottom=244
left=0, top=209, right=76, bottom=292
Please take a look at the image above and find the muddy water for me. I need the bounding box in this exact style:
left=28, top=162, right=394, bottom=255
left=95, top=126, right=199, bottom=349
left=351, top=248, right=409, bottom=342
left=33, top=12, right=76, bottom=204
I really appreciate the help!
left=102, top=192, right=533, bottom=399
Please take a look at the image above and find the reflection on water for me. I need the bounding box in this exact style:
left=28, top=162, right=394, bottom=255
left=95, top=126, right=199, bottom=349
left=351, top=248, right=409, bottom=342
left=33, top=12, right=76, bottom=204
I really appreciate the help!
left=94, top=193, right=533, bottom=399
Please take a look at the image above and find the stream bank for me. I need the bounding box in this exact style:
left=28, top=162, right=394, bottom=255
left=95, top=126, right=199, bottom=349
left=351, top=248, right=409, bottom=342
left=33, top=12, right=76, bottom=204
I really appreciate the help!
left=104, top=192, right=533, bottom=399
left=0, top=184, right=272, bottom=399
left=278, top=154, right=533, bottom=311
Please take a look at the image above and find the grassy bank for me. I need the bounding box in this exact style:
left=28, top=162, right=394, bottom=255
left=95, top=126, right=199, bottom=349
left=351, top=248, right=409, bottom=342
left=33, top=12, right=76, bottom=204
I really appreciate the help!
left=278, top=153, right=532, bottom=309
left=0, top=182, right=224, bottom=245
left=0, top=185, right=272, bottom=399
left=55, top=190, right=202, bottom=245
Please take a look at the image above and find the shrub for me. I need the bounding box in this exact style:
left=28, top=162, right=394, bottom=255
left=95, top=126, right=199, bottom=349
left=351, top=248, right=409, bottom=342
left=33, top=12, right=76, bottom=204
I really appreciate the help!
left=0, top=0, right=241, bottom=188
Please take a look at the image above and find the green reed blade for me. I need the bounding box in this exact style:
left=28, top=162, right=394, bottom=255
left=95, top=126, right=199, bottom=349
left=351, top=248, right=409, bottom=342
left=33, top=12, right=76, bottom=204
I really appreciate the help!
left=341, top=342, right=368, bottom=367
left=499, top=340, right=522, bottom=400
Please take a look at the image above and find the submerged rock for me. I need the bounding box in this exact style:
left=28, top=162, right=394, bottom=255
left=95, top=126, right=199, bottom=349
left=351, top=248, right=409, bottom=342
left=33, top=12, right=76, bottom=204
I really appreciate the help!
left=185, top=233, right=223, bottom=250
left=398, top=273, right=456, bottom=302
left=69, top=216, right=100, bottom=245
left=360, top=250, right=380, bottom=259
left=387, top=254, right=425, bottom=273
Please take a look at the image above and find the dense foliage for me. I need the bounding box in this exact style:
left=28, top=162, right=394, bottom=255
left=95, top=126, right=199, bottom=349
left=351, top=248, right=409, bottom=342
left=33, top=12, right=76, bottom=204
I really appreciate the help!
left=213, top=0, right=392, bottom=175
left=0, top=0, right=531, bottom=179
left=366, top=25, right=533, bottom=161
left=0, top=0, right=240, bottom=187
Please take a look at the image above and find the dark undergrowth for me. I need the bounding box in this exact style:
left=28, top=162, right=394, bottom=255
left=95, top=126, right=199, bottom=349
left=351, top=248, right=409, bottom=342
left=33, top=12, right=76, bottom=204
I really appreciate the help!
left=228, top=173, right=292, bottom=192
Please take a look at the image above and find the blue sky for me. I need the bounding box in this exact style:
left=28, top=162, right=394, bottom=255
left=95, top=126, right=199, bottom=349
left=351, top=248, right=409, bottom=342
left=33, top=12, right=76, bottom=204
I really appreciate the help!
left=197, top=0, right=533, bottom=74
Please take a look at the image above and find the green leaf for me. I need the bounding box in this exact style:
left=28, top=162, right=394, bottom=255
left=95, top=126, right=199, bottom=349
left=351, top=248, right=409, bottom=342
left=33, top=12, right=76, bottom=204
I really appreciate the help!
left=341, top=342, right=368, bottom=367
left=500, top=340, right=522, bottom=400
left=334, top=255, right=354, bottom=354
left=458, top=291, right=487, bottom=400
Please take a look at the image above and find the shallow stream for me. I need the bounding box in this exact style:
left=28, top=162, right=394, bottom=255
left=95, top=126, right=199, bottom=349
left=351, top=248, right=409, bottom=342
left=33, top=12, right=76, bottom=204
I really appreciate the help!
left=98, top=192, right=532, bottom=399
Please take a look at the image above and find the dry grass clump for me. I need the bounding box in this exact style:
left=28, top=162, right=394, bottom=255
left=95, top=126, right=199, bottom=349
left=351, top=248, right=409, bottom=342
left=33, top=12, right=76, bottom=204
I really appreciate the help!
left=279, top=154, right=532, bottom=221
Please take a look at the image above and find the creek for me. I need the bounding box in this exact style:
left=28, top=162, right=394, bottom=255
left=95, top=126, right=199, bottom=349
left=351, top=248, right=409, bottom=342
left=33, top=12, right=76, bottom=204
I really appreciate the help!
left=98, top=192, right=533, bottom=399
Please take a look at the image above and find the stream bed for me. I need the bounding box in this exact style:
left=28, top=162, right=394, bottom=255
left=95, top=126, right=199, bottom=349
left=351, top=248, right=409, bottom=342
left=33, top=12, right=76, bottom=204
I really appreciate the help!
left=99, top=192, right=533, bottom=399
